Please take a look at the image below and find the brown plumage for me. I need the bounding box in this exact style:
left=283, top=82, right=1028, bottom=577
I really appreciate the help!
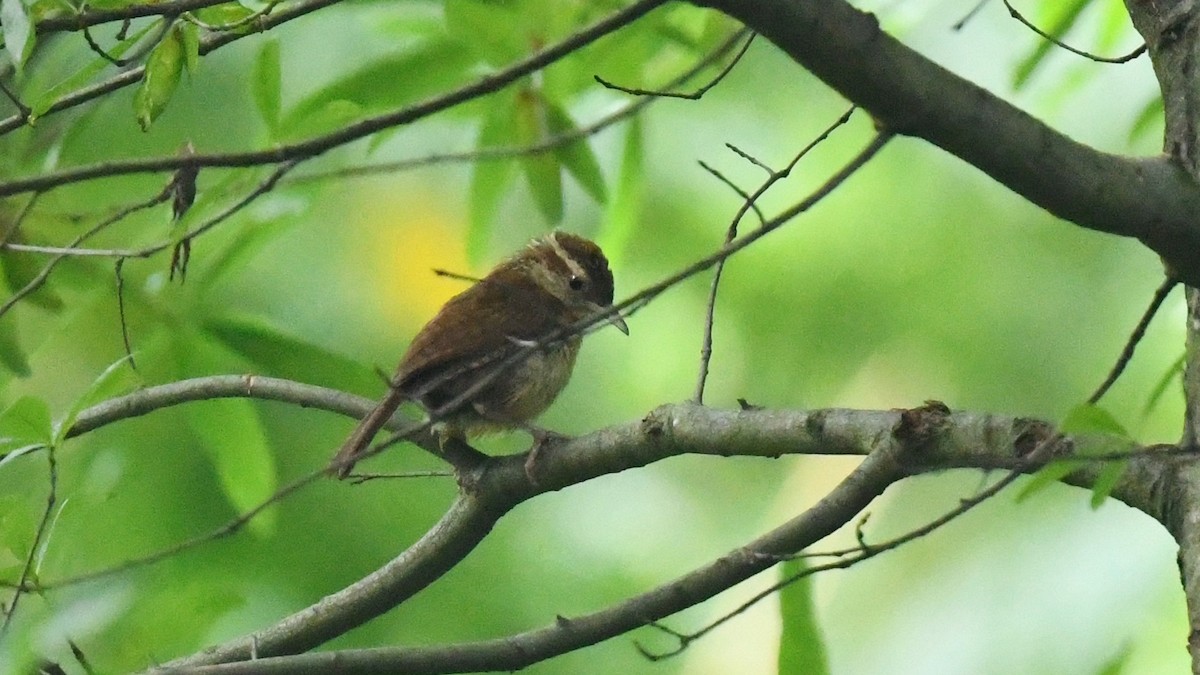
left=330, top=231, right=627, bottom=478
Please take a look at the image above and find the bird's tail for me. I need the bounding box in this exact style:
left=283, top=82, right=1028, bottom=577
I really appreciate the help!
left=329, top=386, right=407, bottom=479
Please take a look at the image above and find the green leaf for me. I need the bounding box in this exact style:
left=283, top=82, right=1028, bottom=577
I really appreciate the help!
left=173, top=335, right=277, bottom=533
left=0, top=317, right=30, bottom=376
left=1060, top=403, right=1130, bottom=438
left=1129, top=97, right=1164, bottom=144
left=597, top=117, right=644, bottom=270
left=278, top=99, right=362, bottom=142
left=183, top=396, right=277, bottom=534
left=1, top=0, right=34, bottom=68
left=193, top=197, right=300, bottom=284
left=1142, top=352, right=1185, bottom=419
left=1013, top=0, right=1093, bottom=89
left=1016, top=455, right=1080, bottom=502
left=180, top=22, right=200, bottom=74
left=252, top=39, right=282, bottom=135
left=282, top=39, right=475, bottom=130
left=203, top=315, right=379, bottom=393
left=0, top=395, right=51, bottom=446
left=545, top=101, right=607, bottom=203
left=193, top=3, right=256, bottom=31
left=516, top=91, right=563, bottom=224
left=134, top=23, right=186, bottom=131
left=777, top=558, right=829, bottom=675
left=1019, top=404, right=1134, bottom=505
left=468, top=96, right=519, bottom=265
left=53, top=355, right=139, bottom=445
left=0, top=244, right=63, bottom=311
left=444, top=0, right=525, bottom=66
left=1095, top=644, right=1132, bottom=675
left=29, top=22, right=156, bottom=120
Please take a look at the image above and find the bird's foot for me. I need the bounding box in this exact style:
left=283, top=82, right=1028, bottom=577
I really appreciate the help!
left=524, top=427, right=571, bottom=484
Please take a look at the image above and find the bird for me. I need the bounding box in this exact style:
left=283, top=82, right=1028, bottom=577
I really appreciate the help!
left=330, top=231, right=628, bottom=479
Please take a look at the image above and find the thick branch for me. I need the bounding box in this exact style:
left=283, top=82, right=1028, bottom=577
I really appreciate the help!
left=162, top=442, right=909, bottom=674
left=704, top=0, right=1200, bottom=284
left=27, top=375, right=1164, bottom=669
left=1122, top=1, right=1200, bottom=669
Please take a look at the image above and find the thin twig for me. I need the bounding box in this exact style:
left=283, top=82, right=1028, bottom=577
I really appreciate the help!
left=0, top=188, right=172, bottom=321
left=1088, top=276, right=1179, bottom=404
left=695, top=162, right=766, bottom=225
left=643, top=435, right=1061, bottom=660
left=693, top=106, right=858, bottom=403
left=1, top=242, right=141, bottom=256
left=0, top=444, right=57, bottom=633
left=0, top=0, right=348, bottom=137
left=364, top=128, right=889, bottom=468
left=348, top=470, right=454, bottom=484
left=0, top=78, right=31, bottom=121
left=114, top=259, right=138, bottom=371
left=38, top=0, right=236, bottom=34
left=952, top=0, right=990, bottom=31
left=1002, top=0, right=1146, bottom=63
left=432, top=269, right=482, bottom=283
left=81, top=17, right=174, bottom=67
left=595, top=31, right=756, bottom=99
left=0, top=0, right=669, bottom=197
left=287, top=28, right=754, bottom=185
left=19, top=469, right=324, bottom=592
left=1, top=191, right=41, bottom=244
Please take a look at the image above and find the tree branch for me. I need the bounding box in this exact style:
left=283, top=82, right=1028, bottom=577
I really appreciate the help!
left=160, top=438, right=909, bottom=674
left=12, top=371, right=1162, bottom=668
left=703, top=0, right=1200, bottom=285
left=0, top=0, right=668, bottom=196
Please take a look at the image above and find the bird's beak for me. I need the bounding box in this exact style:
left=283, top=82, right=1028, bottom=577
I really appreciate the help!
left=589, top=303, right=630, bottom=335
left=609, top=312, right=630, bottom=335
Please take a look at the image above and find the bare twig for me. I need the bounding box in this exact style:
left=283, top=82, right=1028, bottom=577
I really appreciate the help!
left=431, top=268, right=482, bottom=283
left=594, top=30, right=755, bottom=99
left=234, top=25, right=755, bottom=186
left=361, top=127, right=887, bottom=473
left=643, top=435, right=1061, bottom=660
left=114, top=259, right=138, bottom=371
left=1002, top=0, right=1146, bottom=63
left=693, top=106, right=858, bottom=403
left=24, top=469, right=323, bottom=592
left=0, top=78, right=30, bottom=122
left=81, top=16, right=173, bottom=67
left=0, top=444, right=57, bottom=634
left=0, top=188, right=172, bottom=321
left=952, top=0, right=990, bottom=31
left=1, top=191, right=41, bottom=244
left=1088, top=276, right=1179, bottom=404
left=348, top=470, right=454, bottom=484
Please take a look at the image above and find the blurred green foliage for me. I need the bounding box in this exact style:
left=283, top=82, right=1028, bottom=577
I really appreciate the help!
left=0, top=0, right=1187, bottom=673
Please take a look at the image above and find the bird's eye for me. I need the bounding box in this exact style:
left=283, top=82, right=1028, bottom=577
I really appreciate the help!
left=568, top=275, right=585, bottom=291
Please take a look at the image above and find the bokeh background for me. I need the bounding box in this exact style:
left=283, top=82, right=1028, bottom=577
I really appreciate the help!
left=0, top=0, right=1186, bottom=672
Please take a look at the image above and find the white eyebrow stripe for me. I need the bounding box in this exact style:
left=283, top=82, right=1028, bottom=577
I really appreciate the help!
left=548, top=231, right=587, bottom=280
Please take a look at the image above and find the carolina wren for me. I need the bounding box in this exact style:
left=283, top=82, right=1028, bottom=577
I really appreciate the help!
left=330, top=231, right=628, bottom=478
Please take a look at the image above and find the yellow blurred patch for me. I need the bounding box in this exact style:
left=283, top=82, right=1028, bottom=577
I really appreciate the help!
left=365, top=196, right=475, bottom=330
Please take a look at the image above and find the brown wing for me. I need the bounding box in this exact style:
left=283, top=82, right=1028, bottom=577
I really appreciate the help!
left=396, top=270, right=565, bottom=412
